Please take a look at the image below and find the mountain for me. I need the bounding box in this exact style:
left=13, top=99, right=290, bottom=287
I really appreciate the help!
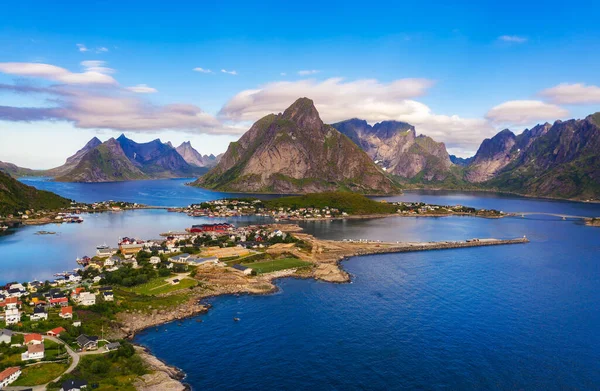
left=449, top=155, right=473, bottom=166
left=52, top=135, right=208, bottom=182
left=46, top=137, right=103, bottom=177
left=0, top=161, right=44, bottom=177
left=55, top=138, right=148, bottom=182
left=332, top=119, right=453, bottom=181
left=0, top=171, right=71, bottom=215
left=465, top=129, right=517, bottom=182
left=175, top=142, right=220, bottom=168
left=482, top=114, right=600, bottom=199
left=194, top=98, right=399, bottom=194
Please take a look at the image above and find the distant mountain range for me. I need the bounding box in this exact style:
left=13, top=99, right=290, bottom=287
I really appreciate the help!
left=195, top=98, right=399, bottom=194
left=1, top=96, right=599, bottom=200
left=1, top=136, right=221, bottom=183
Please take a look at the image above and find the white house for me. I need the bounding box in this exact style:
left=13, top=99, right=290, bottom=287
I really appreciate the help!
left=92, top=276, right=102, bottom=284
left=5, top=308, right=21, bottom=325
left=21, top=343, right=44, bottom=360
left=68, top=274, right=82, bottom=283
left=168, top=253, right=191, bottom=264
left=77, top=292, right=96, bottom=306
left=0, top=329, right=13, bottom=344
left=149, top=256, right=161, bottom=265
left=102, top=291, right=114, bottom=302
left=30, top=307, right=48, bottom=321
left=0, top=367, right=21, bottom=388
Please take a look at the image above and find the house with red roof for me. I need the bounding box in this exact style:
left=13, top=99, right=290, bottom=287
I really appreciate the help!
left=60, top=306, right=73, bottom=319
left=24, top=333, right=43, bottom=345
left=47, top=327, right=67, bottom=337
left=0, top=366, right=21, bottom=388
left=50, top=297, right=69, bottom=307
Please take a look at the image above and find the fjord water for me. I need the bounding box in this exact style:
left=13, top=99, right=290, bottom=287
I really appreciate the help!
left=5, top=179, right=600, bottom=389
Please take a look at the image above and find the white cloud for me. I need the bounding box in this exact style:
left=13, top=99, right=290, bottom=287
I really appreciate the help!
left=485, top=100, right=568, bottom=125
left=498, top=35, right=527, bottom=43
left=298, top=70, right=320, bottom=75
left=96, top=47, right=109, bottom=53
left=76, top=43, right=89, bottom=52
left=193, top=67, right=213, bottom=74
left=80, top=60, right=115, bottom=75
left=219, top=77, right=493, bottom=153
left=0, top=62, right=241, bottom=136
left=0, top=62, right=117, bottom=85
left=538, top=83, right=600, bottom=105
left=125, top=84, right=158, bottom=94
left=221, top=69, right=237, bottom=75
left=280, top=72, right=287, bottom=76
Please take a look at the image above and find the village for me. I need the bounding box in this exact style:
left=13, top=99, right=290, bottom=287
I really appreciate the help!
left=167, top=198, right=507, bottom=220
left=0, top=200, right=147, bottom=229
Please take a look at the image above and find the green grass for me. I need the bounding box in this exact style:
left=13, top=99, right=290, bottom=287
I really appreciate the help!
left=264, top=192, right=398, bottom=215
left=12, top=362, right=69, bottom=386
left=114, top=288, right=190, bottom=313
left=242, top=258, right=312, bottom=274
left=123, top=276, right=197, bottom=295
left=44, top=339, right=68, bottom=361
left=0, top=171, right=72, bottom=215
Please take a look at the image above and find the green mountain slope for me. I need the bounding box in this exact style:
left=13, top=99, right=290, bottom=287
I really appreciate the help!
left=0, top=171, right=71, bottom=215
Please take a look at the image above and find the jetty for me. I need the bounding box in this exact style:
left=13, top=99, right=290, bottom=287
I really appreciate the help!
left=510, top=212, right=593, bottom=220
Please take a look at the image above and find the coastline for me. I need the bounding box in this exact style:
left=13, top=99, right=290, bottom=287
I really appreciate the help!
left=124, top=231, right=529, bottom=389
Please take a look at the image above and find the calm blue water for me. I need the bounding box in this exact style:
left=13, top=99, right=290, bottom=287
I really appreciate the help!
left=5, top=180, right=600, bottom=389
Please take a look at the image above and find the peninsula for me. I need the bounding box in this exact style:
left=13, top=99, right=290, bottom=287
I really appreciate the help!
left=0, top=220, right=528, bottom=389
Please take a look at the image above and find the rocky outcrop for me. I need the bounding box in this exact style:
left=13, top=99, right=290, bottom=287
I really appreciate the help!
left=135, top=346, right=188, bottom=391
left=332, top=119, right=453, bottom=181
left=195, top=98, right=399, bottom=194
left=465, top=129, right=516, bottom=182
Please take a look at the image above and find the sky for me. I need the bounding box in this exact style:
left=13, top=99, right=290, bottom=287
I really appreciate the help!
left=1, top=0, right=600, bottom=168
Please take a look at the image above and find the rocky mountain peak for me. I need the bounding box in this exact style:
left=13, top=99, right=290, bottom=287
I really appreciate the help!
left=282, top=97, right=322, bottom=129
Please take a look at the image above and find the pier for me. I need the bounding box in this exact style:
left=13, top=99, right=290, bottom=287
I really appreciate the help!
left=511, top=212, right=593, bottom=220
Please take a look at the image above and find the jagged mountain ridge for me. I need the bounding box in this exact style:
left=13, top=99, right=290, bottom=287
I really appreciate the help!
left=332, top=118, right=453, bottom=181
left=52, top=135, right=211, bottom=182
left=175, top=141, right=221, bottom=168
left=195, top=98, right=399, bottom=194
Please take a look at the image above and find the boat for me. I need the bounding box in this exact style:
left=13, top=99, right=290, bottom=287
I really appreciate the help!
left=0, top=225, right=8, bottom=231
left=96, top=244, right=109, bottom=250
left=233, top=317, right=240, bottom=322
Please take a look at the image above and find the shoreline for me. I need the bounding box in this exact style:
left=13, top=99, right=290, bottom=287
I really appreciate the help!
left=123, top=232, right=529, bottom=389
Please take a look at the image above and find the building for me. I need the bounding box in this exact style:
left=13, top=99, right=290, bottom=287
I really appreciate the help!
left=47, top=327, right=67, bottom=337
left=30, top=307, right=48, bottom=321
left=149, top=256, right=161, bottom=265
left=168, top=253, right=191, bottom=264
left=24, top=333, right=43, bottom=345
left=21, top=343, right=45, bottom=360
left=76, top=334, right=98, bottom=350
left=188, top=223, right=233, bottom=233
left=105, top=341, right=121, bottom=351
left=77, top=292, right=96, bottom=306
left=232, top=264, right=253, bottom=275
left=102, top=291, right=114, bottom=301
left=2, top=297, right=20, bottom=310
left=119, top=243, right=144, bottom=257
left=60, top=306, right=73, bottom=319
left=61, top=379, right=88, bottom=391
left=50, top=297, right=69, bottom=307
left=0, top=328, right=13, bottom=344
left=5, top=308, right=21, bottom=325
left=0, top=367, right=21, bottom=388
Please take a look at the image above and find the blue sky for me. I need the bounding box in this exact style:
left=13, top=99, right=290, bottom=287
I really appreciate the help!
left=1, top=0, right=600, bottom=168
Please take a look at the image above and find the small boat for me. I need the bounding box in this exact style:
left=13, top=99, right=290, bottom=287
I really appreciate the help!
left=196, top=319, right=203, bottom=323
left=233, top=317, right=240, bottom=322
left=0, top=225, right=8, bottom=231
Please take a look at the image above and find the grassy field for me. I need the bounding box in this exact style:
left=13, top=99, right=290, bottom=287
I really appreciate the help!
left=115, top=288, right=190, bottom=313
left=12, top=362, right=69, bottom=386
left=243, top=258, right=312, bottom=274
left=124, top=276, right=197, bottom=295
left=263, top=192, right=398, bottom=215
